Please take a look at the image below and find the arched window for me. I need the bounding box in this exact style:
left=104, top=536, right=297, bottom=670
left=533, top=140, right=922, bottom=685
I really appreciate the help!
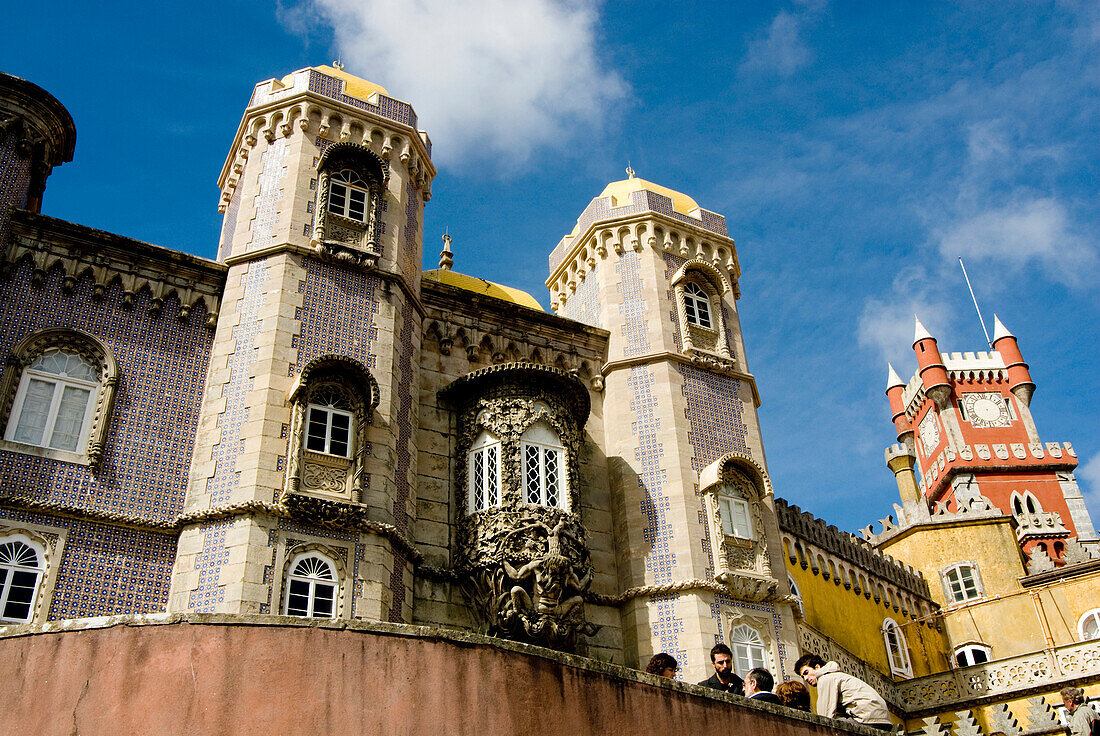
left=729, top=624, right=768, bottom=675
left=954, top=643, right=992, bottom=667
left=882, top=618, right=912, bottom=677
left=305, top=386, right=353, bottom=458
left=1079, top=608, right=1100, bottom=641
left=682, top=282, right=712, bottom=329
left=5, top=350, right=98, bottom=453
left=0, top=329, right=118, bottom=467
left=718, top=492, right=752, bottom=539
left=328, top=169, right=369, bottom=222
left=468, top=431, right=502, bottom=512
left=1011, top=491, right=1042, bottom=518
left=283, top=553, right=338, bottom=618
left=0, top=536, right=45, bottom=623
left=788, top=573, right=803, bottom=618
left=521, top=422, right=567, bottom=509
left=941, top=562, right=983, bottom=604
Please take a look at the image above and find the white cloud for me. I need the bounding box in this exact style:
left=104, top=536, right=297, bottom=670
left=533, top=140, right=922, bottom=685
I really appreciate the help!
left=1078, top=453, right=1100, bottom=513
left=740, top=10, right=813, bottom=76
left=857, top=281, right=956, bottom=371
left=290, top=0, right=626, bottom=169
left=935, top=196, right=1098, bottom=286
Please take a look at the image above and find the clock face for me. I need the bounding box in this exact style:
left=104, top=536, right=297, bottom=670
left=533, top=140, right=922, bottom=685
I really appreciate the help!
left=918, top=412, right=941, bottom=453
left=962, top=392, right=1012, bottom=428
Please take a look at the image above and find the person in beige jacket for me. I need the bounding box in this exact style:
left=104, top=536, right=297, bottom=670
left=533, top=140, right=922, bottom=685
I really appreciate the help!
left=794, top=654, right=892, bottom=731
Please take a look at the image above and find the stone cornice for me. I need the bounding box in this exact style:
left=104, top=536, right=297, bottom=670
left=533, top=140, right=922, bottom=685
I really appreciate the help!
left=601, top=351, right=761, bottom=407
left=0, top=72, right=76, bottom=168
left=4, top=210, right=225, bottom=326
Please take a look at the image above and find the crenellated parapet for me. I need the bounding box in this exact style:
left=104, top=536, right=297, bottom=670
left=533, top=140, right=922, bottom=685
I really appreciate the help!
left=776, top=498, right=934, bottom=620
left=216, top=66, right=435, bottom=213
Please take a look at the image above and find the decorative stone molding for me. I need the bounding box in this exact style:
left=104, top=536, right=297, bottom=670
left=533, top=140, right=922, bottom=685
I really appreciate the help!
left=3, top=211, right=224, bottom=328
left=310, top=142, right=387, bottom=269
left=441, top=363, right=597, bottom=651
left=894, top=637, right=1100, bottom=715
left=0, top=327, right=119, bottom=469
left=1015, top=511, right=1069, bottom=541
left=283, top=354, right=379, bottom=505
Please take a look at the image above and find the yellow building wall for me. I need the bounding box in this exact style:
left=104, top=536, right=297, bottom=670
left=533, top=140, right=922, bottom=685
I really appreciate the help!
left=879, top=518, right=1100, bottom=660
left=786, top=556, right=947, bottom=679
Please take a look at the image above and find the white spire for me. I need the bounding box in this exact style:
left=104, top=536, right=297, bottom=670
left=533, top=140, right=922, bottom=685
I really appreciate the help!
left=992, top=314, right=1014, bottom=342
left=887, top=363, right=905, bottom=390
left=913, top=315, right=934, bottom=344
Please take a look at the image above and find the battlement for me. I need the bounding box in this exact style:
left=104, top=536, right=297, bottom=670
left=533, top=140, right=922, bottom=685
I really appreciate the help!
left=858, top=495, right=1006, bottom=546
left=775, top=498, right=930, bottom=597
left=900, top=350, right=1009, bottom=415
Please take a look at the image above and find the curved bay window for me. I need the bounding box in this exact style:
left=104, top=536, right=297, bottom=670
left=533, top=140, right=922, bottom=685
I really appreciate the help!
left=311, top=142, right=388, bottom=267
left=0, top=328, right=118, bottom=467
left=882, top=618, right=912, bottom=677
left=285, top=355, right=378, bottom=503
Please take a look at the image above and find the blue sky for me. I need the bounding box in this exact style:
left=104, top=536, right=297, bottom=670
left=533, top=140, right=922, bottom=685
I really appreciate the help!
left=5, top=0, right=1098, bottom=534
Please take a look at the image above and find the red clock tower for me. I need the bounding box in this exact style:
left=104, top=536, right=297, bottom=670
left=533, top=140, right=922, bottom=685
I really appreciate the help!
left=885, top=316, right=1097, bottom=564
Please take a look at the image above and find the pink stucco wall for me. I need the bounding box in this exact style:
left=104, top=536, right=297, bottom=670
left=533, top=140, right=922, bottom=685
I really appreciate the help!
left=1, top=618, right=864, bottom=736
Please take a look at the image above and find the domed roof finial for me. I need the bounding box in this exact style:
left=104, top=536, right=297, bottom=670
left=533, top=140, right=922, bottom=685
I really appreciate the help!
left=625, top=163, right=635, bottom=179
left=332, top=59, right=345, bottom=71
left=439, top=231, right=454, bottom=271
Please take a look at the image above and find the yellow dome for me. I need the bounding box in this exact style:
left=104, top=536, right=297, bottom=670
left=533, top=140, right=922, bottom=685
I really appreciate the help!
left=423, top=270, right=544, bottom=311
left=283, top=65, right=390, bottom=102
left=598, top=177, right=701, bottom=217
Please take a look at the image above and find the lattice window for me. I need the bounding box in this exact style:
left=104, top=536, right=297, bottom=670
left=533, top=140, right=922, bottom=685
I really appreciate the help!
left=730, top=623, right=768, bottom=675
left=882, top=618, right=912, bottom=677
left=683, top=282, right=712, bottom=329
left=5, top=350, right=98, bottom=453
left=941, top=562, right=983, bottom=604
left=0, top=537, right=44, bottom=624
left=468, top=432, right=502, bottom=512
left=328, top=169, right=369, bottom=222
left=521, top=423, right=567, bottom=509
left=283, top=553, right=338, bottom=618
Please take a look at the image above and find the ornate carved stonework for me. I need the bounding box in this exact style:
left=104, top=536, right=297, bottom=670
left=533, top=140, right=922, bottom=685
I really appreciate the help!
left=458, top=506, right=597, bottom=651
left=442, top=363, right=597, bottom=651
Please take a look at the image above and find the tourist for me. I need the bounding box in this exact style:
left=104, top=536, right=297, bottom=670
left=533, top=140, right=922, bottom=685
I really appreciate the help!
left=697, top=643, right=744, bottom=695
left=646, top=652, right=679, bottom=678
left=776, top=680, right=812, bottom=712
left=744, top=667, right=782, bottom=704
left=1061, top=686, right=1099, bottom=736
left=794, top=654, right=892, bottom=731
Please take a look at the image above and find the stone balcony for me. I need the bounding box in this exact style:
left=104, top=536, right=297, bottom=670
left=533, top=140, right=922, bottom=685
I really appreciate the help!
left=895, top=637, right=1100, bottom=716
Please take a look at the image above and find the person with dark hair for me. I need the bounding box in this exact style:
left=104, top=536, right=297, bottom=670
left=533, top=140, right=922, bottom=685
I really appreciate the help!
left=744, top=668, right=781, bottom=704
left=794, top=653, right=891, bottom=730
left=646, top=652, right=679, bottom=678
left=697, top=643, right=744, bottom=695
left=1061, top=686, right=1100, bottom=736
left=776, top=680, right=812, bottom=712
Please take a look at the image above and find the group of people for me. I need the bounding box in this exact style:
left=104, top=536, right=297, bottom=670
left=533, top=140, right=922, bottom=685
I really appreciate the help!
left=645, top=646, right=892, bottom=730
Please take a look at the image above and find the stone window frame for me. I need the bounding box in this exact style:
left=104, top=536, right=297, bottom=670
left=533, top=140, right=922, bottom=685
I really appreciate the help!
left=699, top=453, right=776, bottom=598
left=271, top=536, right=353, bottom=620
left=940, top=561, right=984, bottom=605
left=882, top=617, right=912, bottom=678
left=284, top=354, right=378, bottom=505
left=0, top=521, right=66, bottom=625
left=310, top=142, right=388, bottom=261
left=729, top=621, right=769, bottom=675
left=1078, top=607, right=1100, bottom=641
left=787, top=573, right=804, bottom=619
left=0, top=327, right=118, bottom=468
left=670, top=259, right=732, bottom=359
left=1010, top=490, right=1042, bottom=518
